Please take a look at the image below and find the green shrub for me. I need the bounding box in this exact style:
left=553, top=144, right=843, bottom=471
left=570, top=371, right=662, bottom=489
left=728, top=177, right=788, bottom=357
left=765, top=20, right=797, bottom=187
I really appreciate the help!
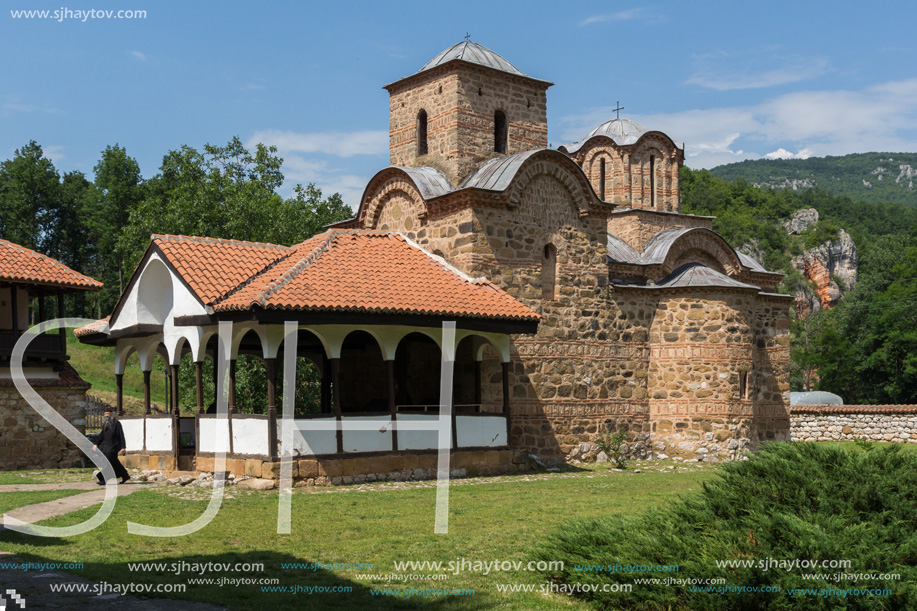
left=534, top=442, right=917, bottom=610
left=595, top=426, right=629, bottom=469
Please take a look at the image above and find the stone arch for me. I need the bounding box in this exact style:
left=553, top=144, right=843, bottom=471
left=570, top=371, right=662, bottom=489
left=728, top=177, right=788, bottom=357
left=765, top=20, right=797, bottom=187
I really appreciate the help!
left=660, top=229, right=743, bottom=276
left=506, top=150, right=600, bottom=217
left=359, top=174, right=427, bottom=233
left=582, top=146, right=621, bottom=202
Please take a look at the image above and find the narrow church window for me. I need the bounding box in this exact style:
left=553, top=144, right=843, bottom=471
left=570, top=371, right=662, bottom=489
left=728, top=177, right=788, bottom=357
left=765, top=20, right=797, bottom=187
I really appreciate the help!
left=649, top=155, right=656, bottom=207
left=494, top=110, right=508, bottom=154
left=416, top=110, right=428, bottom=157
left=478, top=87, right=483, bottom=96
left=542, top=243, right=557, bottom=301
left=599, top=158, right=606, bottom=200
left=739, top=371, right=748, bottom=399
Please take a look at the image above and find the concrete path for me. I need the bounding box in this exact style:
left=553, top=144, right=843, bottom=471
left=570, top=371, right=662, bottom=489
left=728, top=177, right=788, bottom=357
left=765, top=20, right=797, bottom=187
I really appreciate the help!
left=1, top=481, right=155, bottom=528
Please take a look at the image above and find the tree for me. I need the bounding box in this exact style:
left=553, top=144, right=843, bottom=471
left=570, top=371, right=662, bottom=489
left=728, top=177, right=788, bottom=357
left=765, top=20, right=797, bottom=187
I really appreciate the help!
left=86, top=145, right=145, bottom=314
left=0, top=141, right=62, bottom=252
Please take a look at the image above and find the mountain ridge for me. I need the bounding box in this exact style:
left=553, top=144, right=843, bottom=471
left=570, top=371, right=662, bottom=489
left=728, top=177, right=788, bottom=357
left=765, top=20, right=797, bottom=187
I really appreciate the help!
left=709, top=152, right=917, bottom=207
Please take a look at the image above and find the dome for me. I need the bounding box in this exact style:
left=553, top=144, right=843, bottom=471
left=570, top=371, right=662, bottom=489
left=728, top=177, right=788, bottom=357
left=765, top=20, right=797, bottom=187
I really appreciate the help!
left=584, top=118, right=648, bottom=142
left=418, top=40, right=528, bottom=78
left=790, top=391, right=844, bottom=406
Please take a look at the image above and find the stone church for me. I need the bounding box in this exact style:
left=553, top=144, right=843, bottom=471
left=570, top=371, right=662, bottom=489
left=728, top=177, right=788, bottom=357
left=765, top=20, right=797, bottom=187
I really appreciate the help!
left=71, top=40, right=792, bottom=478
left=331, top=40, right=792, bottom=459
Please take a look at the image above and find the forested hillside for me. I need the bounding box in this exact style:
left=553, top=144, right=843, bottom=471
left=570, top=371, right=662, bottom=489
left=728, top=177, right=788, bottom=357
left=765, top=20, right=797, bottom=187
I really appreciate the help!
left=709, top=153, right=917, bottom=207
left=682, top=168, right=917, bottom=404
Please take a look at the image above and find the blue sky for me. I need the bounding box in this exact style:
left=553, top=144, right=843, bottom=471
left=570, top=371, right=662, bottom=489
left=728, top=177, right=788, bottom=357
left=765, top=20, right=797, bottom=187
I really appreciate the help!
left=4, top=0, right=917, bottom=209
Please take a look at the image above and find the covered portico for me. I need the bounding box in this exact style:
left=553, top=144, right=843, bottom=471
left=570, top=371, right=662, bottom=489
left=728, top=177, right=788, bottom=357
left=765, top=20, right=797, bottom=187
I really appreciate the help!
left=76, top=230, right=538, bottom=476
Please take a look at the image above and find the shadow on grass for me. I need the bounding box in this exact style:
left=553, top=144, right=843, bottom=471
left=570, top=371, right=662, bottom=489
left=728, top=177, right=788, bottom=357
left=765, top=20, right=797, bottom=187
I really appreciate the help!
left=0, top=540, right=486, bottom=610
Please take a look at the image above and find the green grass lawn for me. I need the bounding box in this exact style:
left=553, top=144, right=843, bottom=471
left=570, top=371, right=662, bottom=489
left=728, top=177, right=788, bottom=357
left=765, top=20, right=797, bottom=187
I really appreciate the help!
left=0, top=468, right=98, bottom=485
left=0, top=465, right=717, bottom=610
left=0, top=489, right=89, bottom=515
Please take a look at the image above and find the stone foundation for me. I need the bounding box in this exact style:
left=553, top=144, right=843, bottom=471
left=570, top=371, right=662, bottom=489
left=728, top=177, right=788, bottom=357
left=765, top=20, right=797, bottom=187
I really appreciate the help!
left=790, top=405, right=917, bottom=443
left=0, top=365, right=90, bottom=471
left=123, top=448, right=529, bottom=483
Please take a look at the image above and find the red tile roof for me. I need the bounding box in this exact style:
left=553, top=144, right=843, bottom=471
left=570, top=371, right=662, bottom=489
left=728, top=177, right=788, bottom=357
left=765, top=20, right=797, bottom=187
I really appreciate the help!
left=152, top=235, right=289, bottom=305
left=148, top=230, right=536, bottom=322
left=74, top=316, right=110, bottom=337
left=0, top=239, right=102, bottom=290
left=212, top=230, right=538, bottom=321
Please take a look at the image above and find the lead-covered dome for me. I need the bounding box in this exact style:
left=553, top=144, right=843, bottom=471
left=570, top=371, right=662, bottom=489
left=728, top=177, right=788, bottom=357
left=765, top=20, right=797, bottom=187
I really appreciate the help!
left=584, top=118, right=648, bottom=142
left=418, top=40, right=528, bottom=78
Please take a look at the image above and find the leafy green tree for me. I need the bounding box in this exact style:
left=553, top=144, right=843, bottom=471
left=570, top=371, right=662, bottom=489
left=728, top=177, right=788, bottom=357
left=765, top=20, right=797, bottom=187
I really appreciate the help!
left=0, top=141, right=62, bottom=252
left=84, top=145, right=145, bottom=314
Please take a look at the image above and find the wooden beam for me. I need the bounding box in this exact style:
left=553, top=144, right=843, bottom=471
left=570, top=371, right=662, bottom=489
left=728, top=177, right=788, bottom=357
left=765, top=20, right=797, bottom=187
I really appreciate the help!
left=331, top=357, right=343, bottom=453
left=143, top=370, right=151, bottom=415
left=115, top=373, right=124, bottom=416
left=266, top=357, right=278, bottom=460
left=387, top=360, right=398, bottom=451
left=195, top=361, right=204, bottom=413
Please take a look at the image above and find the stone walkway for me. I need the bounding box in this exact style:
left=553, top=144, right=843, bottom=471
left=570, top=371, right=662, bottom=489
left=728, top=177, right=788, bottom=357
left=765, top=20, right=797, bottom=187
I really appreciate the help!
left=1, top=481, right=152, bottom=528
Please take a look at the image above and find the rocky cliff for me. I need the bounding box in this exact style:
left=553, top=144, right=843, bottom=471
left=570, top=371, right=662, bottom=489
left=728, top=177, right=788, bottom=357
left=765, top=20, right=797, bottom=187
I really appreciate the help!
left=783, top=208, right=858, bottom=314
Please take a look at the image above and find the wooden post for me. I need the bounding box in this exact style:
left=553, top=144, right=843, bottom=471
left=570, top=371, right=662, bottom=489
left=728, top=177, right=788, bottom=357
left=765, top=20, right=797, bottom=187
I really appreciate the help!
left=474, top=360, right=482, bottom=410
left=331, top=357, right=343, bottom=453
left=56, top=291, right=65, bottom=354
left=320, top=355, right=331, bottom=414
left=195, top=361, right=204, bottom=413
left=143, top=370, right=151, bottom=415
left=266, top=357, right=278, bottom=460
left=115, top=373, right=124, bottom=416
left=10, top=285, right=18, bottom=332
left=501, top=362, right=510, bottom=414
left=387, top=360, right=398, bottom=451
left=502, top=361, right=511, bottom=445
left=170, top=364, right=180, bottom=415
left=228, top=360, right=236, bottom=413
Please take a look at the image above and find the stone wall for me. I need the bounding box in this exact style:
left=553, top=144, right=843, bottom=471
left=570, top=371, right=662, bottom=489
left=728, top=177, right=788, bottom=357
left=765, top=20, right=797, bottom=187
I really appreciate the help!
left=607, top=209, right=713, bottom=252
left=0, top=364, right=90, bottom=470
left=790, top=406, right=917, bottom=442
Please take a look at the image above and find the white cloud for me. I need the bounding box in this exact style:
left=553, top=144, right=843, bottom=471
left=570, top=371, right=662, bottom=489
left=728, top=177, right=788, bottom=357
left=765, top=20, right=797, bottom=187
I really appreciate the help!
left=764, top=147, right=814, bottom=160
left=248, top=129, right=388, bottom=158
left=579, top=8, right=653, bottom=26
left=130, top=50, right=146, bottom=61
left=687, top=57, right=830, bottom=91
left=243, top=83, right=264, bottom=91
left=43, top=145, right=65, bottom=163
left=558, top=77, right=917, bottom=169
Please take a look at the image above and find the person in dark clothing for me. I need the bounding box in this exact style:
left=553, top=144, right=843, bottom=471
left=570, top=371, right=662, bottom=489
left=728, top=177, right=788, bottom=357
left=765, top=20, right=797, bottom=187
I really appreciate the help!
left=93, top=409, right=130, bottom=485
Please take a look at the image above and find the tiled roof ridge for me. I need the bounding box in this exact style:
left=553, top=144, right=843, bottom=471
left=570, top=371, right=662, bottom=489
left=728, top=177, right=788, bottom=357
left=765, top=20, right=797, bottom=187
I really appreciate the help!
left=151, top=233, right=290, bottom=252
left=244, top=232, right=341, bottom=307
left=0, top=238, right=102, bottom=288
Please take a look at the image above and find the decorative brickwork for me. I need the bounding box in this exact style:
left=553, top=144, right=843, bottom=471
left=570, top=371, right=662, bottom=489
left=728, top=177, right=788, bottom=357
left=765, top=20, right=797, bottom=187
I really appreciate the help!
left=790, top=405, right=917, bottom=442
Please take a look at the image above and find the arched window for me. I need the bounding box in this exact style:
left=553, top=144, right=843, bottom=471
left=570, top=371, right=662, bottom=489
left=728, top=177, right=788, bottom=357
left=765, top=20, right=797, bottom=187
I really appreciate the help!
left=599, top=157, right=606, bottom=200
left=542, top=243, right=557, bottom=301
left=416, top=110, right=428, bottom=157
left=494, top=110, right=507, bottom=154
left=649, top=154, right=656, bottom=207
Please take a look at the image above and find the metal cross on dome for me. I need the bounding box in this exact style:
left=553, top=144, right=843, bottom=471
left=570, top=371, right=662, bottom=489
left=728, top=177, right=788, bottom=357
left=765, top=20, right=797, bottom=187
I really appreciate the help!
left=465, top=32, right=471, bottom=41
left=612, top=101, right=624, bottom=121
